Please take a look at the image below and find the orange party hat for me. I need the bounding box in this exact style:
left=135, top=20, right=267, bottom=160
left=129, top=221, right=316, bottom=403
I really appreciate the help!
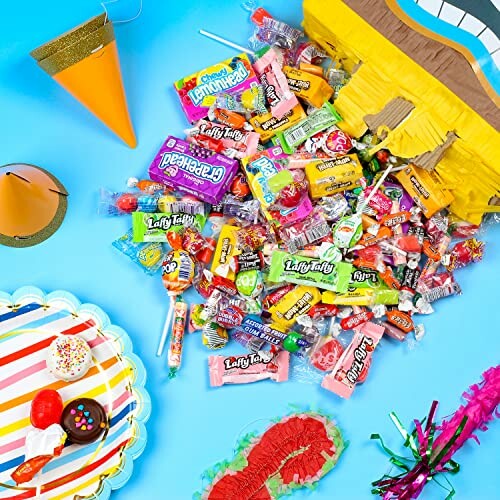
left=0, top=164, right=68, bottom=248
left=30, top=13, right=136, bottom=148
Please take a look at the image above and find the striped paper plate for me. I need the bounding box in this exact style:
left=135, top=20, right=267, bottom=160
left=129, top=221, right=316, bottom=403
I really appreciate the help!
left=0, top=287, right=151, bottom=500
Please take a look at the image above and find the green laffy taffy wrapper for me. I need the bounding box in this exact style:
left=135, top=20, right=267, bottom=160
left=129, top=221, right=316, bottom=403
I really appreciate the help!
left=132, top=211, right=206, bottom=242
left=268, top=251, right=353, bottom=293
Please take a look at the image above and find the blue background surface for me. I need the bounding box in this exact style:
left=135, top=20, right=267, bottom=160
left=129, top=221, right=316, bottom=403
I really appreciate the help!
left=0, top=1, right=499, bottom=499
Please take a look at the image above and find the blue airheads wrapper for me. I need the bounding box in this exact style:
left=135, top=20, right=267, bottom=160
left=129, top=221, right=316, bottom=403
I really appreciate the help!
left=149, top=136, right=239, bottom=204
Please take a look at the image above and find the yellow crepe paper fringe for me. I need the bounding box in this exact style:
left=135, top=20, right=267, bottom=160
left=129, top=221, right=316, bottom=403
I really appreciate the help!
left=303, top=0, right=500, bottom=224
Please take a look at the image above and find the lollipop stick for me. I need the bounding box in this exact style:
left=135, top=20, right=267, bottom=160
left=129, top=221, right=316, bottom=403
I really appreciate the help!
left=199, top=29, right=255, bottom=55
left=157, top=296, right=175, bottom=357
left=357, top=165, right=395, bottom=214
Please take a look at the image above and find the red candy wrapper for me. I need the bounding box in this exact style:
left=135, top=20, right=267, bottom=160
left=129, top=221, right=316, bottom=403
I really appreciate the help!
left=209, top=350, right=290, bottom=387
left=445, top=238, right=484, bottom=271
left=321, top=322, right=384, bottom=399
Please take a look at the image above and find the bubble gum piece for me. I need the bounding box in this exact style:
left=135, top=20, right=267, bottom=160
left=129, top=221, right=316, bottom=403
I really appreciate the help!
left=208, top=350, right=289, bottom=387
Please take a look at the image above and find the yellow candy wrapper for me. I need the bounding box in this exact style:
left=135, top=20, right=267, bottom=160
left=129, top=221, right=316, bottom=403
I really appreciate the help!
left=305, top=153, right=364, bottom=198
left=249, top=104, right=306, bottom=143
left=211, top=225, right=241, bottom=281
left=284, top=66, right=333, bottom=108
left=322, top=288, right=399, bottom=306
left=270, top=285, right=321, bottom=328
left=395, top=164, right=454, bottom=218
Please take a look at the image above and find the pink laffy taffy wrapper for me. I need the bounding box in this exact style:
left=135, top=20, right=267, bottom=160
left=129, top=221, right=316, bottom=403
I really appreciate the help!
left=209, top=350, right=290, bottom=387
left=321, top=321, right=384, bottom=399
left=253, top=47, right=299, bottom=119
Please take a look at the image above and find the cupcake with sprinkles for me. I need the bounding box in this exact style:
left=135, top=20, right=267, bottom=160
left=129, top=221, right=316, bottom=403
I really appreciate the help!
left=47, top=335, right=93, bottom=382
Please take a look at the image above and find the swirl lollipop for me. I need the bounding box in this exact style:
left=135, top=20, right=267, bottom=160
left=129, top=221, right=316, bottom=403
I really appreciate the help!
left=157, top=249, right=195, bottom=357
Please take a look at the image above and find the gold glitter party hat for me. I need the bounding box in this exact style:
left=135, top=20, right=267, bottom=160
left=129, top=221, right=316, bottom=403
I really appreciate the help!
left=0, top=164, right=68, bottom=248
left=30, top=13, right=136, bottom=148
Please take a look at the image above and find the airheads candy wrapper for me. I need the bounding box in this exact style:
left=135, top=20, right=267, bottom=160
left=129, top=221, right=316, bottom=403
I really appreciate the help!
left=269, top=251, right=353, bottom=293
left=132, top=212, right=207, bottom=242
left=211, top=225, right=241, bottom=281
left=249, top=104, right=306, bottom=143
left=242, top=147, right=313, bottom=228
left=395, top=164, right=454, bottom=218
left=283, top=66, right=333, bottom=108
left=305, top=153, right=364, bottom=199
left=174, top=53, right=259, bottom=123
left=149, top=136, right=238, bottom=205
left=269, top=284, right=321, bottom=328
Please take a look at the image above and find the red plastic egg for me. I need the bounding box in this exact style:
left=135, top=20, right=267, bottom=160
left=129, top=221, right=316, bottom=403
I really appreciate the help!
left=30, top=389, right=63, bottom=429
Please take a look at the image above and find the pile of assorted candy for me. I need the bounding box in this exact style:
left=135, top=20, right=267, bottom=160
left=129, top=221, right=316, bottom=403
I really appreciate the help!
left=100, top=6, right=487, bottom=398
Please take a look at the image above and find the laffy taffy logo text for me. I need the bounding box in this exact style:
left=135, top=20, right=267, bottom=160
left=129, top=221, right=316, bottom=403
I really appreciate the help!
left=283, top=258, right=335, bottom=275
left=188, top=62, right=250, bottom=106
left=158, top=152, right=225, bottom=183
left=223, top=351, right=274, bottom=370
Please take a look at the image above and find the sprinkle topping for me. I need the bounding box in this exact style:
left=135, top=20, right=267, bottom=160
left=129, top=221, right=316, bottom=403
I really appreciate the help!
left=48, top=335, right=92, bottom=380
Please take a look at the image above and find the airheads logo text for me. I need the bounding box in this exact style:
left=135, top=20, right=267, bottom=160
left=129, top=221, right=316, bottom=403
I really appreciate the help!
left=188, top=62, right=250, bottom=107
left=158, top=152, right=225, bottom=184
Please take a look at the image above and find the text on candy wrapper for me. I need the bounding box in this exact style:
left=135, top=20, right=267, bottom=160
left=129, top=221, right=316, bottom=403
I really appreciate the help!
left=159, top=152, right=225, bottom=184
left=188, top=62, right=250, bottom=106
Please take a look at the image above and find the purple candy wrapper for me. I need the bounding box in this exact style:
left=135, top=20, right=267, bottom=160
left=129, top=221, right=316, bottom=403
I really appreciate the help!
left=149, top=136, right=239, bottom=204
left=382, top=181, right=414, bottom=233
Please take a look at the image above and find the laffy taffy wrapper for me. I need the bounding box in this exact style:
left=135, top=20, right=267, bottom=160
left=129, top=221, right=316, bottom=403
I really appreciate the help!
left=208, top=350, right=289, bottom=387
left=174, top=53, right=259, bottom=123
left=269, top=251, right=353, bottom=293
left=186, top=119, right=260, bottom=159
left=149, top=136, right=239, bottom=205
left=132, top=211, right=207, bottom=242
left=321, top=321, right=384, bottom=398
left=253, top=47, right=299, bottom=119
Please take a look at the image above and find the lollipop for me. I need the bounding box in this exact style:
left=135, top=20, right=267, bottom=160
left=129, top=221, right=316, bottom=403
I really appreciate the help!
left=157, top=249, right=196, bottom=357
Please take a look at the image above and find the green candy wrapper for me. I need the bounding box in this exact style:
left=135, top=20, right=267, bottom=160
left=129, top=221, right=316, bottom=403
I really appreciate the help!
left=132, top=211, right=206, bottom=242
left=269, top=251, right=353, bottom=293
